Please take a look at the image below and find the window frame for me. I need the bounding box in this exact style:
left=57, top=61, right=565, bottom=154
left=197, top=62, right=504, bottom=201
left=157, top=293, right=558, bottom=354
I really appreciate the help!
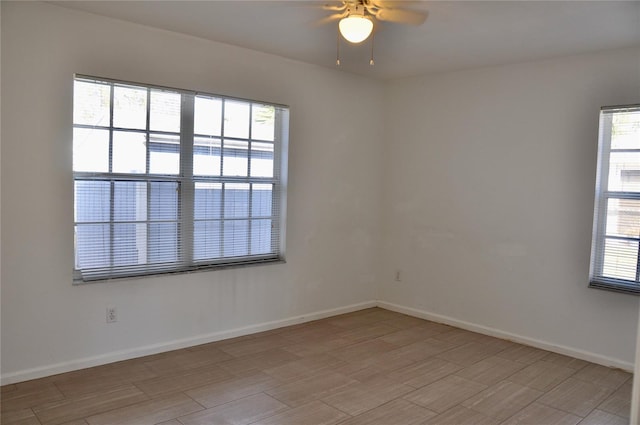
left=73, top=75, right=289, bottom=283
left=589, top=104, right=640, bottom=295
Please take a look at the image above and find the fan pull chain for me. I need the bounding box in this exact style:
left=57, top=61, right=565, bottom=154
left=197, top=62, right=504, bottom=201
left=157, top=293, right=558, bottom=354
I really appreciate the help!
left=370, top=31, right=375, bottom=66
left=336, top=29, right=341, bottom=66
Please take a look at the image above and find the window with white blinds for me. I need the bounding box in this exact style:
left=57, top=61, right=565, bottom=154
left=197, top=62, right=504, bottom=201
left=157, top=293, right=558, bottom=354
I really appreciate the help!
left=73, top=76, right=289, bottom=282
left=590, top=104, right=640, bottom=294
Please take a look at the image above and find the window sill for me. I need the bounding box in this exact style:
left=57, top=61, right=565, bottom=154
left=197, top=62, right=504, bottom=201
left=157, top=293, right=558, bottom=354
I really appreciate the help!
left=589, top=279, right=640, bottom=295
left=73, top=257, right=286, bottom=285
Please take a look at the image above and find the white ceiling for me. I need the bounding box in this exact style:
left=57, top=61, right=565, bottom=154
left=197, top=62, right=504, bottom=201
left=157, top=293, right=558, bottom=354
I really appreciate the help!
left=53, top=1, right=640, bottom=80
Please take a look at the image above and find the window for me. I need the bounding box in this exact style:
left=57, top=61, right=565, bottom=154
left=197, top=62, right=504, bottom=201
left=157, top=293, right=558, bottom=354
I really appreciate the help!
left=590, top=104, right=640, bottom=294
left=73, top=76, right=289, bottom=282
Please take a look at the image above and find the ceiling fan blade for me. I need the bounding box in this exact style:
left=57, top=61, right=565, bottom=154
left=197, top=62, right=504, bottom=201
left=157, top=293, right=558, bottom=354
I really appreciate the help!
left=367, top=0, right=388, bottom=8
left=323, top=3, right=348, bottom=12
left=375, top=8, right=428, bottom=26
left=314, top=11, right=348, bottom=27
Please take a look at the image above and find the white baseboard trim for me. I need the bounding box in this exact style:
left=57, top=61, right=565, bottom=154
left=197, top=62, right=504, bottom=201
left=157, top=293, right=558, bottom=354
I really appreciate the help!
left=0, top=300, right=377, bottom=385
left=377, top=301, right=634, bottom=372
left=3, top=299, right=632, bottom=384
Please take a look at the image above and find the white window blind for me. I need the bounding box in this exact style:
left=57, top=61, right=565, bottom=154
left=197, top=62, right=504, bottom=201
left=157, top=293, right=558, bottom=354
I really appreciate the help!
left=73, top=76, right=289, bottom=282
left=590, top=104, right=640, bottom=294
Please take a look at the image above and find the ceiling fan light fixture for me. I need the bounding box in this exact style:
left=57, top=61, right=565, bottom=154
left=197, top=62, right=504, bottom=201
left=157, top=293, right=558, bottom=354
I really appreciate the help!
left=339, top=15, right=373, bottom=44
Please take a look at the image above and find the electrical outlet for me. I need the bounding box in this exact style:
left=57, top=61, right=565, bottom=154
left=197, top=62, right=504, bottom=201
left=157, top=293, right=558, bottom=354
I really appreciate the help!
left=106, top=307, right=117, bottom=323
left=395, top=269, right=402, bottom=282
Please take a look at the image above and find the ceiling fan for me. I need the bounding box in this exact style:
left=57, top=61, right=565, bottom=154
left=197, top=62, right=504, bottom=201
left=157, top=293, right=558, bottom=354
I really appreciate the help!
left=320, top=0, right=428, bottom=65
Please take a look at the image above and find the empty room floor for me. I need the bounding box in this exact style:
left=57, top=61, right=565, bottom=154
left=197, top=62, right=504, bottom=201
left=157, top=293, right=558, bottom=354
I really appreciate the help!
left=0, top=308, right=632, bottom=425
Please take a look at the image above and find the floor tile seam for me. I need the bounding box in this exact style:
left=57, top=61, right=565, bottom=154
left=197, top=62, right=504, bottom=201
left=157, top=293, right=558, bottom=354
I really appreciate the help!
left=433, top=352, right=503, bottom=369
left=125, top=381, right=159, bottom=403
left=366, top=337, right=421, bottom=351
left=619, top=374, right=634, bottom=388
left=577, top=408, right=631, bottom=423
left=502, top=363, right=580, bottom=393
left=278, top=332, right=343, bottom=344
left=425, top=384, right=484, bottom=414
left=143, top=356, right=238, bottom=373
left=463, top=380, right=546, bottom=422
left=33, top=389, right=152, bottom=425
left=261, top=389, right=301, bottom=410
left=264, top=376, right=358, bottom=410
left=334, top=398, right=434, bottom=424
left=596, top=380, right=633, bottom=418
left=176, top=370, right=259, bottom=400
left=399, top=375, right=489, bottom=413
left=46, top=381, right=69, bottom=406
left=321, top=380, right=417, bottom=407
left=565, top=362, right=590, bottom=373
left=180, top=389, right=209, bottom=412
left=258, top=373, right=316, bottom=392
left=596, top=401, right=632, bottom=420
left=600, top=390, right=633, bottom=405
left=603, top=382, right=633, bottom=403
left=418, top=400, right=482, bottom=425
left=404, top=380, right=429, bottom=390
left=428, top=338, right=476, bottom=350
left=452, top=364, right=525, bottom=388
left=535, top=397, right=596, bottom=419
left=261, top=367, right=354, bottom=390
left=29, top=381, right=144, bottom=408
left=316, top=376, right=365, bottom=398
left=258, top=368, right=295, bottom=384
left=32, top=406, right=44, bottom=425
left=79, top=391, right=204, bottom=425
left=51, top=379, right=146, bottom=401
left=173, top=390, right=289, bottom=424
left=191, top=377, right=283, bottom=407
left=473, top=337, right=517, bottom=350
left=280, top=336, right=371, bottom=354
left=566, top=377, right=619, bottom=399
left=230, top=396, right=304, bottom=425
left=402, top=397, right=440, bottom=419
left=492, top=346, right=550, bottom=362
left=379, top=322, right=422, bottom=331
left=0, top=385, right=67, bottom=411
left=349, top=360, right=423, bottom=384
left=595, top=402, right=632, bottom=421
left=0, top=407, right=44, bottom=425
left=314, top=398, right=356, bottom=419
left=570, top=373, right=631, bottom=392
left=217, top=346, right=287, bottom=359
left=432, top=340, right=493, bottom=357
left=0, top=402, right=19, bottom=411
left=534, top=358, right=585, bottom=371
left=401, top=363, right=465, bottom=388
left=264, top=352, right=346, bottom=373
left=136, top=360, right=233, bottom=381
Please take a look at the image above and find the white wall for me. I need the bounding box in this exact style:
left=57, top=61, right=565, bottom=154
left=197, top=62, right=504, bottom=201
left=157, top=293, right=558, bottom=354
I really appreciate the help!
left=3, top=1, right=640, bottom=384
left=380, top=47, right=640, bottom=367
left=0, top=2, right=384, bottom=382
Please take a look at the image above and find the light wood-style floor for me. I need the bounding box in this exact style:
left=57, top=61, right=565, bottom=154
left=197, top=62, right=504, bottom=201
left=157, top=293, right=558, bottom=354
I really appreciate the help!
left=0, top=308, right=632, bottom=425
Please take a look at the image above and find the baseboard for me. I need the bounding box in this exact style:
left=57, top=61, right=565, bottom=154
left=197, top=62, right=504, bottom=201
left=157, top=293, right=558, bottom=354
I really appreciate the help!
left=0, top=300, right=377, bottom=385
left=377, top=301, right=634, bottom=372
left=3, top=299, right=632, bottom=385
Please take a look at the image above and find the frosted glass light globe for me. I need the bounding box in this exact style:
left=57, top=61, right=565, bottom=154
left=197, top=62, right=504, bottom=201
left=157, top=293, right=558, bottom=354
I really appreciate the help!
left=339, top=16, right=373, bottom=44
